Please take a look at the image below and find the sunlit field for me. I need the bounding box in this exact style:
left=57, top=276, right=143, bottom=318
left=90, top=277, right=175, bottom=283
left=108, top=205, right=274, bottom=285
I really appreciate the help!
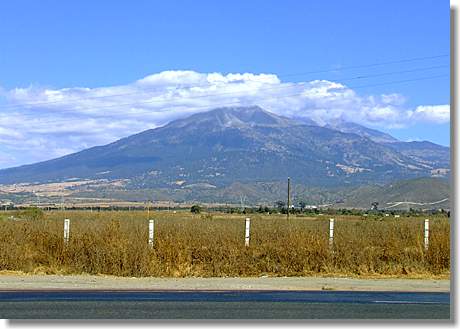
left=0, top=210, right=450, bottom=278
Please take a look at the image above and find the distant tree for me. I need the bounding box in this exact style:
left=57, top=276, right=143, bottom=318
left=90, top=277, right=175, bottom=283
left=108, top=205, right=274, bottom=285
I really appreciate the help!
left=243, top=208, right=254, bottom=214
left=190, top=204, right=202, bottom=214
left=274, top=200, right=286, bottom=209
left=229, top=207, right=241, bottom=214
left=298, top=201, right=307, bottom=209
left=371, top=202, right=379, bottom=210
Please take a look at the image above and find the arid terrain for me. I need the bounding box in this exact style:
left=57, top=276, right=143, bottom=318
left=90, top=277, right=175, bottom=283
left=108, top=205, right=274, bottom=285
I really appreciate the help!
left=0, top=210, right=450, bottom=278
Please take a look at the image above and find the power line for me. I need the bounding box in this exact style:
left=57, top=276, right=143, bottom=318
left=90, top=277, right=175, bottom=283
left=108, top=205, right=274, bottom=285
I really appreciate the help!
left=0, top=64, right=448, bottom=113
left=277, top=54, right=449, bottom=78
left=2, top=74, right=448, bottom=127
left=345, top=74, right=448, bottom=90
left=336, top=64, right=448, bottom=82
left=0, top=54, right=449, bottom=108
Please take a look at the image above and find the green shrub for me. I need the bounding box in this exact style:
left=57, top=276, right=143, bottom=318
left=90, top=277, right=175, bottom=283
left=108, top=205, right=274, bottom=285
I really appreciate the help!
left=17, top=207, right=45, bottom=221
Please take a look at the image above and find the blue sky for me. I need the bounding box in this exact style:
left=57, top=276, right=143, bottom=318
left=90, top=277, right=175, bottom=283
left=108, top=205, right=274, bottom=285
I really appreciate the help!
left=0, top=0, right=450, bottom=168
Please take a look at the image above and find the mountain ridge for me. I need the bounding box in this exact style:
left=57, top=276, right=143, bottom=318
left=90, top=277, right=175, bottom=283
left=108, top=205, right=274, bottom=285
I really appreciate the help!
left=0, top=106, right=450, bottom=193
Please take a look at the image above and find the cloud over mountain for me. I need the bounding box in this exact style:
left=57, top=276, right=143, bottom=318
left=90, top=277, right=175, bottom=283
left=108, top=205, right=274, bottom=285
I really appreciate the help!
left=0, top=70, right=450, bottom=168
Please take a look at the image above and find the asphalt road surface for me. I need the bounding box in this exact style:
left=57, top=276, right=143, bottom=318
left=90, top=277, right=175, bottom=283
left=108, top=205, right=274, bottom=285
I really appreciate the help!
left=0, top=290, right=450, bottom=319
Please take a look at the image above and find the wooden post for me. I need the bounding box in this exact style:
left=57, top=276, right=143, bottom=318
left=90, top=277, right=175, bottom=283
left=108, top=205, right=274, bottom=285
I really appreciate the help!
left=63, top=219, right=70, bottom=244
left=245, top=218, right=251, bottom=247
left=424, top=219, right=429, bottom=251
left=329, top=218, right=334, bottom=249
left=149, top=219, right=154, bottom=248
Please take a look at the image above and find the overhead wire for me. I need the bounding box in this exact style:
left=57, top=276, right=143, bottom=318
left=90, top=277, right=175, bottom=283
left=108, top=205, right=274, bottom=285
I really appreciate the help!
left=0, top=54, right=448, bottom=111
left=277, top=54, right=449, bottom=78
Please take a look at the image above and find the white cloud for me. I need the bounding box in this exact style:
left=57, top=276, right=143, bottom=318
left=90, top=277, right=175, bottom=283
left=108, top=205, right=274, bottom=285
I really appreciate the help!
left=0, top=70, right=450, bottom=169
left=380, top=93, right=406, bottom=105
left=407, top=105, right=450, bottom=124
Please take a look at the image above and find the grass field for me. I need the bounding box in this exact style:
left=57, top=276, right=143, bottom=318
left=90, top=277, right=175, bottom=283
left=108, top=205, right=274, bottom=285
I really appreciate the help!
left=0, top=210, right=450, bottom=278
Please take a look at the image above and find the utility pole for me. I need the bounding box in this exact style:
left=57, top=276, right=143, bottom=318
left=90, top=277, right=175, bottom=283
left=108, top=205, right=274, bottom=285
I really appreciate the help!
left=287, top=177, right=291, bottom=221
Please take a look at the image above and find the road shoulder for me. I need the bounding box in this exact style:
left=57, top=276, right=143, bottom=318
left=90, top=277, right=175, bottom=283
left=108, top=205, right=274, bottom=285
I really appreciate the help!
left=0, top=274, right=450, bottom=292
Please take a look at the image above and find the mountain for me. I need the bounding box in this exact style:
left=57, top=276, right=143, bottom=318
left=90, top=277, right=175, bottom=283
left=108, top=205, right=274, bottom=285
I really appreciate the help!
left=0, top=106, right=450, bottom=193
left=325, top=119, right=399, bottom=144
left=325, top=121, right=450, bottom=170
left=341, top=177, right=450, bottom=210
left=383, top=141, right=450, bottom=170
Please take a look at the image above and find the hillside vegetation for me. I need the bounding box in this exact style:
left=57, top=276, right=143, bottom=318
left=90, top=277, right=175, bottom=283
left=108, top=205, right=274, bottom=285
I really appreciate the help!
left=342, top=177, right=450, bottom=209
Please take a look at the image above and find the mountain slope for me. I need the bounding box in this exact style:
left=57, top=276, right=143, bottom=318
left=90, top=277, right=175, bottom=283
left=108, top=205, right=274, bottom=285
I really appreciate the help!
left=0, top=106, right=450, bottom=189
left=342, top=177, right=450, bottom=209
left=384, top=141, right=450, bottom=170
left=325, top=119, right=399, bottom=144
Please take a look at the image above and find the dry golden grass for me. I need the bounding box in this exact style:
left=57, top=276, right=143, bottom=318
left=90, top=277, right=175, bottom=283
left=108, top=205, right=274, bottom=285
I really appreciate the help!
left=0, top=210, right=450, bottom=278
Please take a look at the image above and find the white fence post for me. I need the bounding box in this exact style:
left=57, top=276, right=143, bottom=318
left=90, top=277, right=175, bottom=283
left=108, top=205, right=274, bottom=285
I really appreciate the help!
left=329, top=218, right=334, bottom=249
left=424, top=219, right=429, bottom=251
left=63, top=219, right=70, bottom=245
left=245, top=218, right=251, bottom=247
left=148, top=219, right=155, bottom=248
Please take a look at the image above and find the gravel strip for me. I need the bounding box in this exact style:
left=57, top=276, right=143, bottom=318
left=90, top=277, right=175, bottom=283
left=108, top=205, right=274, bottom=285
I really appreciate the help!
left=0, top=275, right=450, bottom=292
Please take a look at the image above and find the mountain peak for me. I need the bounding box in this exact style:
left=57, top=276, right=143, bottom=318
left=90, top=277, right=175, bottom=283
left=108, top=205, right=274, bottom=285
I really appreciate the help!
left=0, top=105, right=449, bottom=191
left=165, top=106, right=300, bottom=130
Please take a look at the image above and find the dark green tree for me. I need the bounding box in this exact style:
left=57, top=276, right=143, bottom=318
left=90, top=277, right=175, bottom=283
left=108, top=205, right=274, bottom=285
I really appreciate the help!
left=298, top=200, right=307, bottom=209
left=274, top=200, right=286, bottom=209
left=190, top=204, right=202, bottom=214
left=371, top=202, right=379, bottom=210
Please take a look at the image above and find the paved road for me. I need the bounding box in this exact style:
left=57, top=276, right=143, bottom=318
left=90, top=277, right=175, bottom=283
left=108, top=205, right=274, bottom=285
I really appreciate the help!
left=0, top=290, right=450, bottom=319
